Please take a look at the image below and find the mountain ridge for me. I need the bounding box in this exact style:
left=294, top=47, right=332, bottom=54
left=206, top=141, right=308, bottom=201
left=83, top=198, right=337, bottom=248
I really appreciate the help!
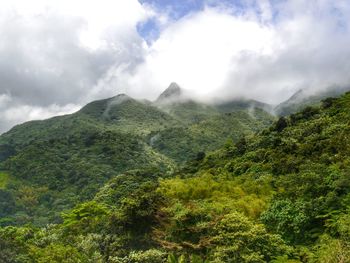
left=275, top=86, right=350, bottom=115
left=2, top=83, right=346, bottom=228
left=1, top=89, right=350, bottom=262
left=155, top=82, right=183, bottom=104
left=0, top=83, right=275, bottom=226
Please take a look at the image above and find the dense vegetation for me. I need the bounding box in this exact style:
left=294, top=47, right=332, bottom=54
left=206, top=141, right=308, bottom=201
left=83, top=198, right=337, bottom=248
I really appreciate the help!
left=274, top=86, right=350, bottom=116
left=1, top=89, right=350, bottom=262
left=0, top=90, right=273, bottom=226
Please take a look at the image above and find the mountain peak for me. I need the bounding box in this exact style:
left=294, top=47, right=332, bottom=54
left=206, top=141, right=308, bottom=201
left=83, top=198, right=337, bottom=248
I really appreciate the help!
left=156, top=82, right=182, bottom=103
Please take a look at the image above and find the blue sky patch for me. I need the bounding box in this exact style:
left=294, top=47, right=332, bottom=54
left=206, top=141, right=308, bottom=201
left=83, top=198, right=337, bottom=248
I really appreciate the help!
left=137, top=0, right=269, bottom=43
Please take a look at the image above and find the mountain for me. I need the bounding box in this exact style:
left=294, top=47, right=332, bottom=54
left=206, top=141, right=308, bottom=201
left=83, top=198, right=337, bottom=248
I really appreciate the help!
left=2, top=90, right=350, bottom=262
left=155, top=82, right=183, bottom=104
left=79, top=94, right=180, bottom=135
left=149, top=108, right=273, bottom=162
left=214, top=98, right=273, bottom=113
left=0, top=84, right=274, bottom=226
left=155, top=83, right=273, bottom=120
left=275, top=86, right=350, bottom=116
left=142, top=91, right=350, bottom=262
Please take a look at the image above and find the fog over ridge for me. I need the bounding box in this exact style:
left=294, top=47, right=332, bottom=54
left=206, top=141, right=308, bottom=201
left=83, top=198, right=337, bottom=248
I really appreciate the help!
left=0, top=0, right=350, bottom=132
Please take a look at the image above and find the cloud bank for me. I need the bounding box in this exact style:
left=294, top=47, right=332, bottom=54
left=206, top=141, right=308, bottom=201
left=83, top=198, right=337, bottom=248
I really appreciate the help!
left=109, top=0, right=350, bottom=103
left=0, top=0, right=350, bottom=132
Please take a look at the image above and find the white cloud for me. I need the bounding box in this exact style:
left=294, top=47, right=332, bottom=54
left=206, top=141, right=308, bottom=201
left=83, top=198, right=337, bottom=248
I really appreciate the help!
left=1, top=0, right=350, bottom=132
left=2, top=103, right=80, bottom=124
left=95, top=8, right=277, bottom=100
left=98, top=1, right=350, bottom=104
left=0, top=0, right=151, bottom=133
left=0, top=94, right=80, bottom=132
left=0, top=0, right=151, bottom=49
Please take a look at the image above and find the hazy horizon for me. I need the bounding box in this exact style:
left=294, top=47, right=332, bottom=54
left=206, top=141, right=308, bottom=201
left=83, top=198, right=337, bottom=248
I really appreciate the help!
left=0, top=0, right=350, bottom=132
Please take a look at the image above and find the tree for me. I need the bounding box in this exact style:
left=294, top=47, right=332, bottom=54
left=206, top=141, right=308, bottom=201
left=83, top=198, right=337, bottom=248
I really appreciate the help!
left=209, top=212, right=289, bottom=263
left=274, top=117, right=288, bottom=132
left=0, top=190, right=15, bottom=218
left=29, top=243, right=86, bottom=263
left=235, top=136, right=247, bottom=155
left=62, top=201, right=109, bottom=234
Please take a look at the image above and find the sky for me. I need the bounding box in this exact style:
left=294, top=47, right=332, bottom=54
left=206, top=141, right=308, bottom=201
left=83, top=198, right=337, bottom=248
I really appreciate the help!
left=0, top=0, right=350, bottom=132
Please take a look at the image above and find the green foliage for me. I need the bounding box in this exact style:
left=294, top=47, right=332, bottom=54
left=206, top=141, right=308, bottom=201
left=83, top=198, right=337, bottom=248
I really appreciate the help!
left=0, top=189, right=15, bottom=219
left=126, top=249, right=167, bottom=263
left=149, top=109, right=274, bottom=163
left=208, top=212, right=289, bottom=263
left=0, top=226, right=34, bottom=262
left=274, top=86, right=349, bottom=116
left=94, top=169, right=160, bottom=206
left=155, top=92, right=350, bottom=260
left=158, top=173, right=271, bottom=218
left=0, top=172, right=9, bottom=189
left=270, top=256, right=302, bottom=263
left=2, top=92, right=350, bottom=262
left=116, top=181, right=163, bottom=230
left=274, top=117, right=288, bottom=132
left=62, top=201, right=109, bottom=234
left=29, top=243, right=86, bottom=263
left=261, top=199, right=311, bottom=243
left=167, top=253, right=208, bottom=263
left=311, top=235, right=350, bottom=263
left=0, top=128, right=174, bottom=225
left=0, top=93, right=273, bottom=226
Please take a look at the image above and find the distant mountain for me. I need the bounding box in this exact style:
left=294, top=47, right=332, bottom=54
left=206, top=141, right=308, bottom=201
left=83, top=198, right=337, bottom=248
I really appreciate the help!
left=0, top=83, right=274, bottom=226
left=155, top=83, right=273, bottom=123
left=149, top=107, right=273, bottom=162
left=154, top=83, right=212, bottom=123
left=214, top=98, right=273, bottom=113
left=155, top=82, right=183, bottom=104
left=79, top=93, right=179, bottom=135
left=275, top=86, right=350, bottom=116
left=136, top=90, right=350, bottom=262
left=3, top=89, right=350, bottom=262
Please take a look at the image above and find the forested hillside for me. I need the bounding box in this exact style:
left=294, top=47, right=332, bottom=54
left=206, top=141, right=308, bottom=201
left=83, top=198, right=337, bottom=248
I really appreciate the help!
left=1, top=88, right=350, bottom=262
left=0, top=86, right=274, bottom=226
left=274, top=86, right=350, bottom=116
